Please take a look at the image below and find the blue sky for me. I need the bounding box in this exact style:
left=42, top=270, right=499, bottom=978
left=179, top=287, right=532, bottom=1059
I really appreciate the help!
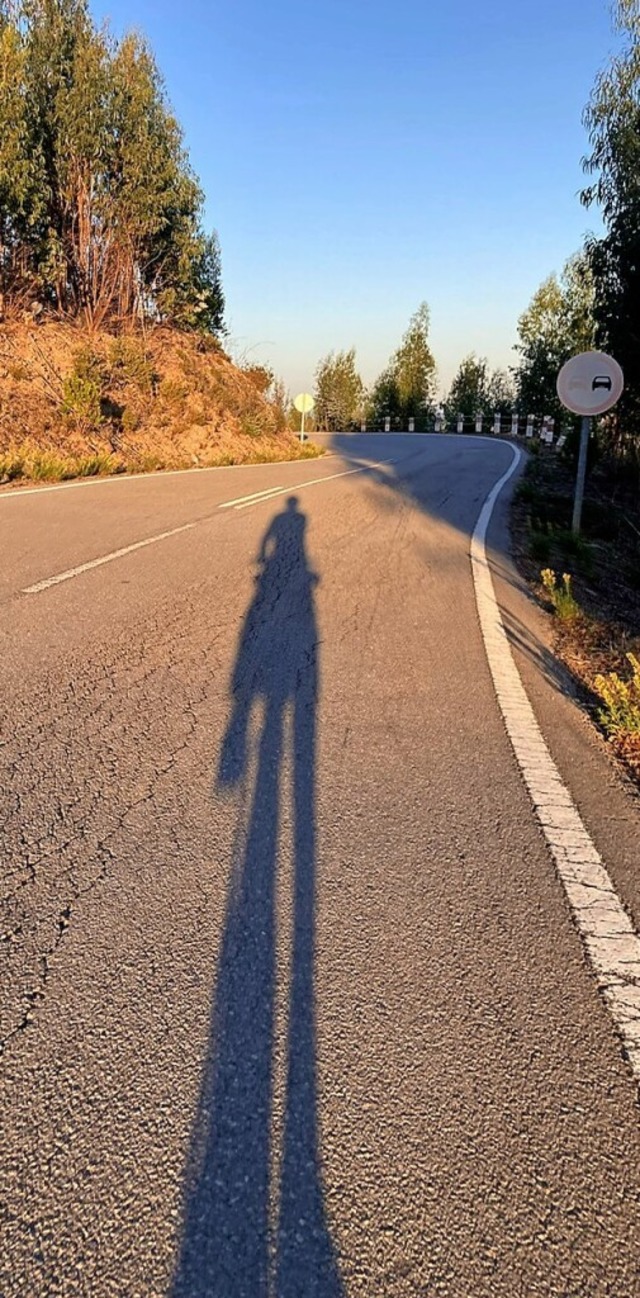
left=92, top=0, right=614, bottom=396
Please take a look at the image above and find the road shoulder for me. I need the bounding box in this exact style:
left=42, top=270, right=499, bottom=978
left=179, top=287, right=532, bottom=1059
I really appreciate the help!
left=488, top=460, right=640, bottom=944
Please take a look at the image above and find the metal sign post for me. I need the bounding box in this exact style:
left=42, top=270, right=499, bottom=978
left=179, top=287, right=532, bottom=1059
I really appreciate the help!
left=293, top=392, right=314, bottom=442
left=556, top=351, right=624, bottom=534
left=572, top=417, right=591, bottom=534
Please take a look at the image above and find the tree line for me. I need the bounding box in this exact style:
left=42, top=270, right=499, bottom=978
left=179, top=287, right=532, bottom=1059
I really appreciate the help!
left=312, top=304, right=516, bottom=433
left=507, top=0, right=639, bottom=461
left=314, top=303, right=439, bottom=433
left=0, top=0, right=224, bottom=334
left=314, top=1, right=640, bottom=463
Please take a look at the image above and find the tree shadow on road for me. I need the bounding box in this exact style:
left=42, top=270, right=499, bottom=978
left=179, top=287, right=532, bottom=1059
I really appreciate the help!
left=172, top=497, right=343, bottom=1298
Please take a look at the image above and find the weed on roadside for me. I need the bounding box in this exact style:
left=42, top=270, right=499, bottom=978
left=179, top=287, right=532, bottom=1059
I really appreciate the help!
left=515, top=479, right=540, bottom=505
left=554, top=528, right=595, bottom=574
left=541, top=569, right=580, bottom=622
left=594, top=654, right=640, bottom=738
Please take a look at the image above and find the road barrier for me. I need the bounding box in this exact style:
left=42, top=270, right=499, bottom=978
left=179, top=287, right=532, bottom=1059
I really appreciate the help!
left=349, top=414, right=568, bottom=445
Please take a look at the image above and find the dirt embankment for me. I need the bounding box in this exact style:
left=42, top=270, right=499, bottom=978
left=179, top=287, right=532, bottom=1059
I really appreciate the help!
left=0, top=321, right=319, bottom=483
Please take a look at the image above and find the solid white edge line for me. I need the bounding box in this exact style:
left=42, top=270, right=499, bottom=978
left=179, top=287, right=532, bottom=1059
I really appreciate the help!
left=0, top=455, right=336, bottom=502
left=473, top=443, right=640, bottom=1086
left=22, top=523, right=196, bottom=594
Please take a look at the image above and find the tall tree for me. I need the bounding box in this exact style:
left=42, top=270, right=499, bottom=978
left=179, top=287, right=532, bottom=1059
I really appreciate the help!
left=445, top=355, right=515, bottom=423
left=368, top=302, right=437, bottom=429
left=514, top=254, right=595, bottom=421
left=0, top=4, right=48, bottom=305
left=0, top=0, right=224, bottom=332
left=582, top=0, right=640, bottom=452
left=391, top=302, right=437, bottom=426
left=367, top=367, right=400, bottom=427
left=314, top=347, right=365, bottom=431
left=486, top=367, right=516, bottom=416
left=445, top=354, right=489, bottom=420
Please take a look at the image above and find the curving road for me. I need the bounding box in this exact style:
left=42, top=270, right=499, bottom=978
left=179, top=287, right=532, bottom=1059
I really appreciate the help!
left=2, top=434, right=640, bottom=1296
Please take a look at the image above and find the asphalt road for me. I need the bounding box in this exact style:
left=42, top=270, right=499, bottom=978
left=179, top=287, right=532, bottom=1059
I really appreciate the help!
left=2, top=435, right=640, bottom=1297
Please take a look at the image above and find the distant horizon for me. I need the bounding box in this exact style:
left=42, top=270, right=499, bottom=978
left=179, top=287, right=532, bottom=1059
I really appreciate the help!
left=91, top=0, right=613, bottom=398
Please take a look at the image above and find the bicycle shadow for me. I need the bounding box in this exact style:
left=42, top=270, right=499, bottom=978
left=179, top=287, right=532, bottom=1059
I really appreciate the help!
left=172, top=497, right=343, bottom=1297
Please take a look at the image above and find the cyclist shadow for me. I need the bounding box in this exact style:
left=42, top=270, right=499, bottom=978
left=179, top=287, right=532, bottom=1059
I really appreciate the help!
left=172, top=497, right=343, bottom=1298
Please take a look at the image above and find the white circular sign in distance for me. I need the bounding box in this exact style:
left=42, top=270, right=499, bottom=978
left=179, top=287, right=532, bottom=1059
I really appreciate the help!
left=557, top=351, right=624, bottom=417
left=294, top=392, right=315, bottom=414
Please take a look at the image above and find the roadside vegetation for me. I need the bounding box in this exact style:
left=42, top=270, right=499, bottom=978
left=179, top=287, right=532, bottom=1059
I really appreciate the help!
left=310, top=302, right=439, bottom=433
left=506, top=2, right=640, bottom=787
left=511, top=451, right=640, bottom=784
left=0, top=321, right=321, bottom=485
left=0, top=1, right=318, bottom=482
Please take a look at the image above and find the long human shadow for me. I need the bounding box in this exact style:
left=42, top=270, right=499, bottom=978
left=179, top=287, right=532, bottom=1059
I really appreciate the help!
left=172, top=497, right=343, bottom=1298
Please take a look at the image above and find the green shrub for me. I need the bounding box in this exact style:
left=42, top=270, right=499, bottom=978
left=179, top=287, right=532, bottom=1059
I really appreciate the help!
left=515, top=478, right=540, bottom=505
left=554, top=528, right=595, bottom=575
left=72, top=346, right=105, bottom=385
left=108, top=337, right=155, bottom=391
left=529, top=528, right=551, bottom=562
left=0, top=453, right=25, bottom=481
left=240, top=412, right=267, bottom=438
left=61, top=374, right=102, bottom=430
left=29, top=452, right=72, bottom=481
left=75, top=454, right=118, bottom=477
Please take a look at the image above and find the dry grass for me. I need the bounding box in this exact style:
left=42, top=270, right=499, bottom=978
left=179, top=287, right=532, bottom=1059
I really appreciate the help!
left=0, top=320, right=323, bottom=484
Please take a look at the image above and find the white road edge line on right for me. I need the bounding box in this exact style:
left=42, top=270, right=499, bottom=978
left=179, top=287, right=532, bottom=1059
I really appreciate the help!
left=472, top=443, right=640, bottom=1085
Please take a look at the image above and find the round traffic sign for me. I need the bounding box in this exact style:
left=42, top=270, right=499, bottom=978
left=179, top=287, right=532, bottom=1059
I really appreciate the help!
left=557, top=352, right=624, bottom=417
left=294, top=392, right=315, bottom=415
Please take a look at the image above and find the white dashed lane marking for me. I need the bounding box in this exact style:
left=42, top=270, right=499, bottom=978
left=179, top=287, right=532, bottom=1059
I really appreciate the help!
left=22, top=523, right=196, bottom=594
left=20, top=456, right=399, bottom=594
left=220, top=464, right=376, bottom=511
left=218, top=485, right=287, bottom=509
left=473, top=444, right=640, bottom=1085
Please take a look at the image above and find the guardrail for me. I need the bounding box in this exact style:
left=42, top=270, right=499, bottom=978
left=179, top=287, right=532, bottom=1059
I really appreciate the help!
left=350, top=414, right=567, bottom=447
